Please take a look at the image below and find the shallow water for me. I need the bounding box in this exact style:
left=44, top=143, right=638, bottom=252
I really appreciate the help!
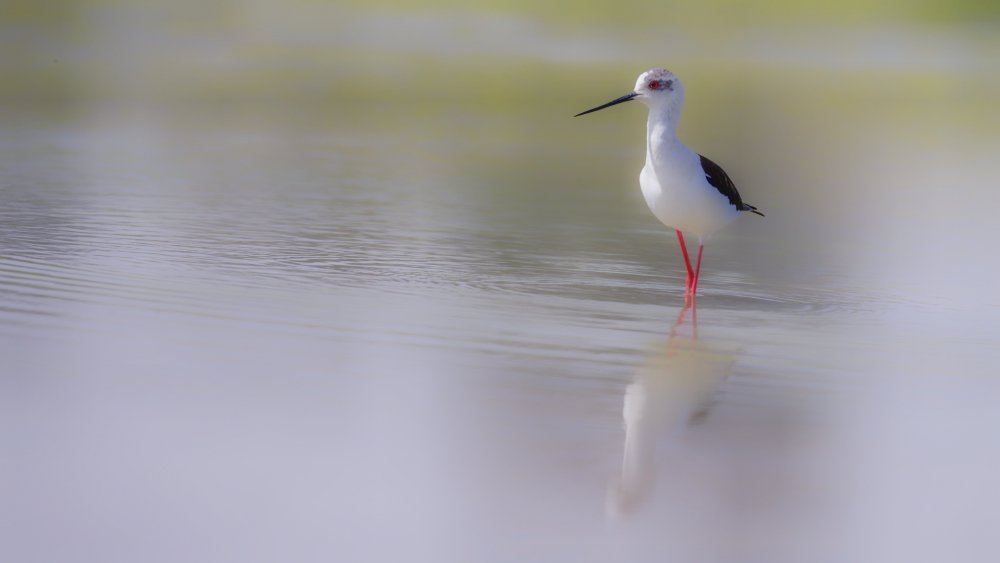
left=3, top=66, right=1000, bottom=561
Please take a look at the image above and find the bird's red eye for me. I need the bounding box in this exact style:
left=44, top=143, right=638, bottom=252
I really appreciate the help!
left=648, top=80, right=661, bottom=90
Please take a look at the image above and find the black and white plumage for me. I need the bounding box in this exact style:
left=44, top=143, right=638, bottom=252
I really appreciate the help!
left=698, top=154, right=764, bottom=217
left=575, top=68, right=764, bottom=297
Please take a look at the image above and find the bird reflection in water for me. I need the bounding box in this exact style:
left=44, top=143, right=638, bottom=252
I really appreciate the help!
left=607, top=299, right=737, bottom=517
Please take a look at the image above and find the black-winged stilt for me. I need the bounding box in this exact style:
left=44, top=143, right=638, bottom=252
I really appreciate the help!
left=575, top=68, right=764, bottom=299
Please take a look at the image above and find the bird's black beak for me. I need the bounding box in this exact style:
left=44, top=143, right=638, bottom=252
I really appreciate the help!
left=574, top=91, right=639, bottom=117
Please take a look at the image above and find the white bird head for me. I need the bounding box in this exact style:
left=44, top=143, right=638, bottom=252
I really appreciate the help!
left=574, top=68, right=684, bottom=117
left=635, top=68, right=684, bottom=106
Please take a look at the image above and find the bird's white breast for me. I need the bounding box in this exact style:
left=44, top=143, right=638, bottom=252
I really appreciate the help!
left=639, top=137, right=739, bottom=240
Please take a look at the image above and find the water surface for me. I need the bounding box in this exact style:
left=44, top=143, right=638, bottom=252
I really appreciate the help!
left=3, top=60, right=1000, bottom=561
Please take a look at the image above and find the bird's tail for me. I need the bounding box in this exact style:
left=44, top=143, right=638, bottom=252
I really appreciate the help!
left=741, top=203, right=765, bottom=217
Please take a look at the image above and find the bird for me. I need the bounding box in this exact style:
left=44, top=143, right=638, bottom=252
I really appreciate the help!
left=575, top=68, right=763, bottom=299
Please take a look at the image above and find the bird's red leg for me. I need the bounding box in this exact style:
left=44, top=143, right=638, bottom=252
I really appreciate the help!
left=691, top=243, right=704, bottom=295
left=675, top=230, right=694, bottom=294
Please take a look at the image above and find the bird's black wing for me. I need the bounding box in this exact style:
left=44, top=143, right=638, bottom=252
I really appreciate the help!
left=698, top=154, right=764, bottom=217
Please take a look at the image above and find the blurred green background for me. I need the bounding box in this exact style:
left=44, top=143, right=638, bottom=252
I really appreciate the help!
left=3, top=0, right=999, bottom=104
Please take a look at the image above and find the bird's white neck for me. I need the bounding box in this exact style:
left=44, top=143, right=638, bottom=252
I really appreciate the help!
left=645, top=103, right=682, bottom=162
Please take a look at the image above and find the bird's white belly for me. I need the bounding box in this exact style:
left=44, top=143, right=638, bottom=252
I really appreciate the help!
left=640, top=162, right=738, bottom=239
